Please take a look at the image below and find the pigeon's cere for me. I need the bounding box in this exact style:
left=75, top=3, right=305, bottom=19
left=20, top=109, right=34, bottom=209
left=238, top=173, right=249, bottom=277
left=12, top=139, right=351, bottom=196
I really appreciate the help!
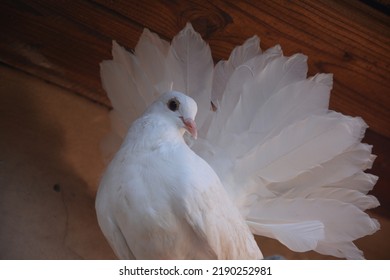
left=181, top=117, right=197, bottom=139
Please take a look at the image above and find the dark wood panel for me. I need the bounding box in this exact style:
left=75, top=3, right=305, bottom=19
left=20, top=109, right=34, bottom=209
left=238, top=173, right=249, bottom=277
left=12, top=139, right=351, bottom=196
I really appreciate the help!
left=0, top=0, right=388, bottom=138
left=0, top=0, right=113, bottom=104
left=364, top=129, right=390, bottom=218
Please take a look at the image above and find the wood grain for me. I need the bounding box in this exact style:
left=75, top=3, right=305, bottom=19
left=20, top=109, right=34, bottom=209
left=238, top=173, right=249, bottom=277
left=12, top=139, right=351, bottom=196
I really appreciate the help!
left=0, top=0, right=388, bottom=138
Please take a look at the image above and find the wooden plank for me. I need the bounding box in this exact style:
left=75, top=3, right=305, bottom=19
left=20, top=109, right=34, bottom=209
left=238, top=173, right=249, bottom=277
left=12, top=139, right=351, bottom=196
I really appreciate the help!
left=0, top=0, right=388, bottom=138
left=0, top=0, right=142, bottom=105
left=0, top=1, right=108, bottom=104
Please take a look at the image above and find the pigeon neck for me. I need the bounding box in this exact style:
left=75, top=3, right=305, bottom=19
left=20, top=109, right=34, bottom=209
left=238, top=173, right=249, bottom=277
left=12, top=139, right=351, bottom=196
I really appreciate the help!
left=125, top=113, right=186, bottom=150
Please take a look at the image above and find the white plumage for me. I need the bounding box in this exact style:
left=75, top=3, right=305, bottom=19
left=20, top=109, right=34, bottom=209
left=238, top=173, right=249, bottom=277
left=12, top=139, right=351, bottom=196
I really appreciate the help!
left=96, top=91, right=262, bottom=259
left=96, top=23, right=380, bottom=259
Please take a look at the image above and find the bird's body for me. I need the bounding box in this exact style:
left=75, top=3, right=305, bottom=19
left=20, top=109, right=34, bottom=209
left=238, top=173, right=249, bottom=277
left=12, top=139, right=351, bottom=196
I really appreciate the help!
left=96, top=92, right=262, bottom=259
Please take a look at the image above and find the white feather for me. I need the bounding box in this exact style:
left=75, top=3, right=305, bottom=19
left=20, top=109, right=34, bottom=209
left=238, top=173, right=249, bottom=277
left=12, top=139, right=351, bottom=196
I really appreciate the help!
left=212, top=35, right=261, bottom=105
left=101, top=49, right=145, bottom=127
left=328, top=171, right=378, bottom=194
left=315, top=241, right=366, bottom=260
left=247, top=198, right=380, bottom=259
left=166, top=23, right=214, bottom=132
left=206, top=46, right=284, bottom=144
left=267, top=143, right=375, bottom=195
left=248, top=220, right=325, bottom=252
left=236, top=113, right=366, bottom=183
left=134, top=28, right=171, bottom=101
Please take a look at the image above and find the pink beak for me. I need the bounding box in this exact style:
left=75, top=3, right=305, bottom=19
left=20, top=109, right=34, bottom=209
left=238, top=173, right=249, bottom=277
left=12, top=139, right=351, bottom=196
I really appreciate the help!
left=182, top=118, right=198, bottom=139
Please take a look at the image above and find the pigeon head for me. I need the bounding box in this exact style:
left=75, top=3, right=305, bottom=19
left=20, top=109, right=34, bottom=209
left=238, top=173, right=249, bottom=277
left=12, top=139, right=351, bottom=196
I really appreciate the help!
left=150, top=91, right=198, bottom=139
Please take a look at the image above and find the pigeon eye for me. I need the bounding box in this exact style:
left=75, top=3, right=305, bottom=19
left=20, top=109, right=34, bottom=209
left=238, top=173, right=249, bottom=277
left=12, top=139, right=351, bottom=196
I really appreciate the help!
left=168, top=98, right=180, bottom=112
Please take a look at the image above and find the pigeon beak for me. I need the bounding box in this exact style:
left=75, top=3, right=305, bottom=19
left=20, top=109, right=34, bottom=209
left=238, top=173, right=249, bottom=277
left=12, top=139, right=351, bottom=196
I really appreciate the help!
left=182, top=118, right=197, bottom=139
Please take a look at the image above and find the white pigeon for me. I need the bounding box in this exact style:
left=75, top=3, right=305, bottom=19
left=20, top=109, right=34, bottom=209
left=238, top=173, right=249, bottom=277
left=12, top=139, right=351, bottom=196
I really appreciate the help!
left=96, top=23, right=380, bottom=259
left=96, top=91, right=262, bottom=259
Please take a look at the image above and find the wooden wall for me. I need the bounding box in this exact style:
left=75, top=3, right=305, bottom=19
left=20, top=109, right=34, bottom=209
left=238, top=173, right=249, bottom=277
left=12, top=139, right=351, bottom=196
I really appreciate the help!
left=0, top=0, right=389, bottom=214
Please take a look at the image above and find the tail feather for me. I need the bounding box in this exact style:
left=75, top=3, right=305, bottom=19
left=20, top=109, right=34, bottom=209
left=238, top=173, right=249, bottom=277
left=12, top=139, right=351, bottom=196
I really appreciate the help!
left=236, top=114, right=367, bottom=183
left=328, top=171, right=378, bottom=194
left=248, top=220, right=325, bottom=252
left=272, top=143, right=376, bottom=198
left=100, top=57, right=145, bottom=128
left=247, top=198, right=380, bottom=259
left=305, top=189, right=379, bottom=211
left=315, top=241, right=365, bottom=260
left=212, top=35, right=261, bottom=105
left=133, top=29, right=170, bottom=104
left=167, top=23, right=214, bottom=131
